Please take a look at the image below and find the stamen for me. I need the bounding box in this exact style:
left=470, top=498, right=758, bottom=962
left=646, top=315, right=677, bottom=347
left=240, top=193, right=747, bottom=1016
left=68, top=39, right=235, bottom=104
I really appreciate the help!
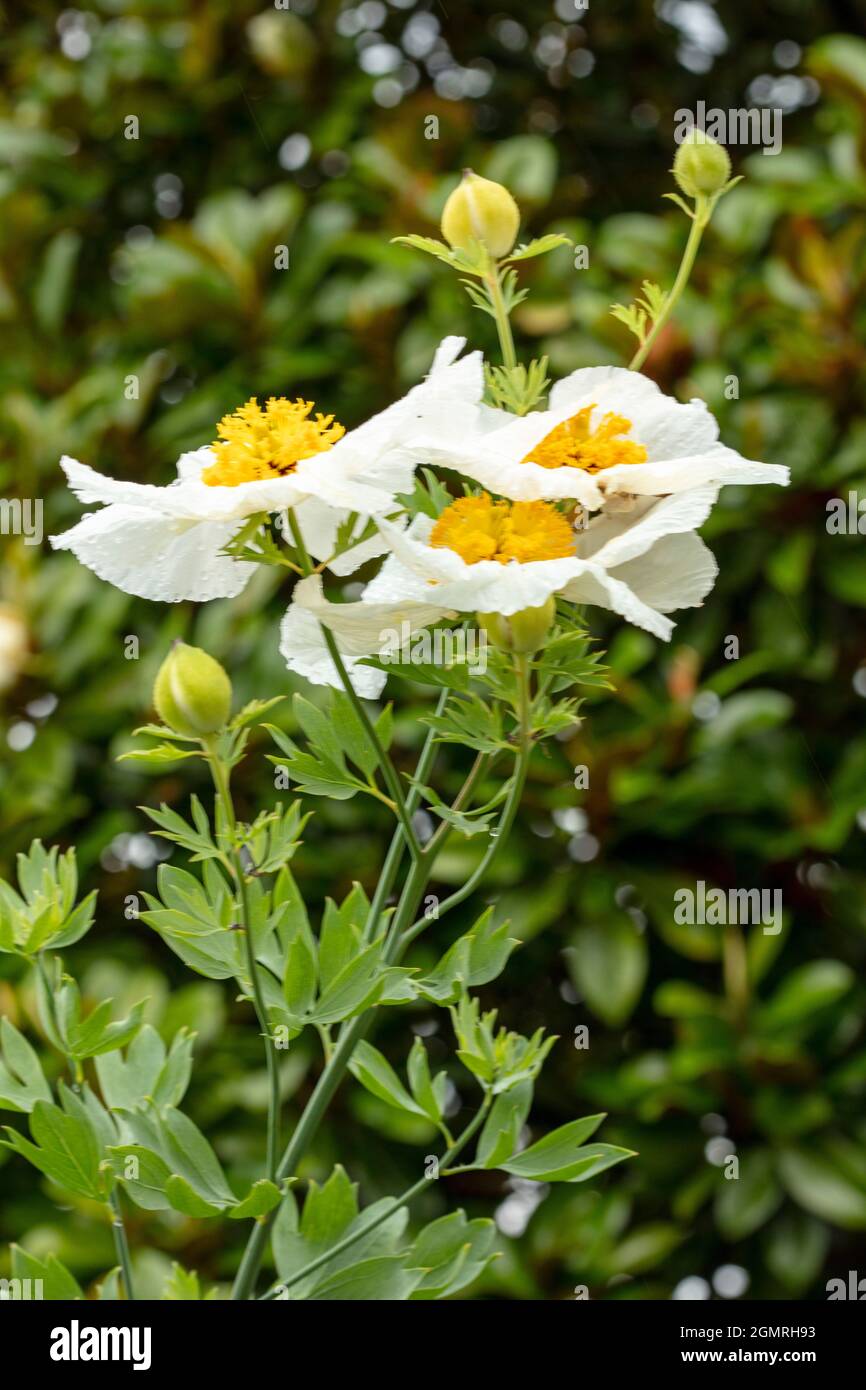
left=202, top=398, right=345, bottom=487
left=522, top=404, right=647, bottom=473
left=429, top=494, right=575, bottom=564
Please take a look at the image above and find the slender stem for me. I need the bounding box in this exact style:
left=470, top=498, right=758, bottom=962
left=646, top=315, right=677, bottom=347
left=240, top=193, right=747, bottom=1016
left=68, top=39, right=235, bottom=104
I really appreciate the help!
left=259, top=1093, right=492, bottom=1300
left=360, top=826, right=406, bottom=948
left=204, top=740, right=280, bottom=1180
left=399, top=762, right=527, bottom=951
left=321, top=625, right=422, bottom=861
left=286, top=507, right=422, bottom=861
left=359, top=691, right=449, bottom=947
left=401, top=662, right=532, bottom=950
left=230, top=848, right=434, bottom=1300
left=423, top=752, right=490, bottom=862
left=35, top=954, right=80, bottom=1086
left=629, top=195, right=709, bottom=372
left=486, top=266, right=517, bottom=369
left=109, top=1187, right=136, bottom=1301
left=406, top=689, right=449, bottom=817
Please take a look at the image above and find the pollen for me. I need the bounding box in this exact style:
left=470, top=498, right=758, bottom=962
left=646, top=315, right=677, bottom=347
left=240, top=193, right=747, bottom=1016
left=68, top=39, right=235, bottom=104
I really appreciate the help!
left=201, top=397, right=345, bottom=487
left=429, top=494, right=575, bottom=565
left=522, top=404, right=647, bottom=473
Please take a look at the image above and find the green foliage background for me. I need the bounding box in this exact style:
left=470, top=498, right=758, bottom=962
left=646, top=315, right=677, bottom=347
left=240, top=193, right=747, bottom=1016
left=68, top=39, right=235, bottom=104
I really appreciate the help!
left=2, top=0, right=866, bottom=1299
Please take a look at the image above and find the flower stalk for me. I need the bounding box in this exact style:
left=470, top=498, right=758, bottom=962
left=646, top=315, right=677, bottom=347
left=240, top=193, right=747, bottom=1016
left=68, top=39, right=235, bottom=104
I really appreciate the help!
left=628, top=195, right=710, bottom=372
left=486, top=265, right=518, bottom=370
left=109, top=1187, right=137, bottom=1301
left=203, top=737, right=280, bottom=1181
left=259, top=1092, right=493, bottom=1300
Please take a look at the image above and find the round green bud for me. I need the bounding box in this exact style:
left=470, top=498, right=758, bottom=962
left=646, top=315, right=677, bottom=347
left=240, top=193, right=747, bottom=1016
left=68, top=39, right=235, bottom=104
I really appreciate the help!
left=672, top=129, right=732, bottom=198
left=477, top=597, right=556, bottom=655
left=441, top=170, right=520, bottom=259
left=153, top=642, right=232, bottom=738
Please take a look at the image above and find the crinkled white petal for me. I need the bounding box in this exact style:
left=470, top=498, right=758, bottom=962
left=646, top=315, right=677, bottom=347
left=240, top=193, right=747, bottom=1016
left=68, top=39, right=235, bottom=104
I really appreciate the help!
left=548, top=365, right=663, bottom=414
left=293, top=443, right=415, bottom=515
left=433, top=449, right=604, bottom=507
left=367, top=542, right=579, bottom=617
left=610, top=532, right=718, bottom=613
left=289, top=496, right=391, bottom=575
left=371, top=513, right=695, bottom=641
left=327, top=529, right=391, bottom=577
left=576, top=485, right=719, bottom=569
left=560, top=568, right=674, bottom=640
left=550, top=367, right=718, bottom=453
left=294, top=335, right=486, bottom=517
left=170, top=472, right=311, bottom=521
left=50, top=505, right=252, bottom=602
left=280, top=574, right=450, bottom=697
left=302, top=335, right=484, bottom=468
left=595, top=448, right=789, bottom=500
left=60, top=452, right=309, bottom=523
left=411, top=365, right=788, bottom=506
left=369, top=516, right=594, bottom=614
left=175, top=446, right=216, bottom=482
left=288, top=496, right=343, bottom=565
left=368, top=543, right=678, bottom=642
left=60, top=456, right=188, bottom=513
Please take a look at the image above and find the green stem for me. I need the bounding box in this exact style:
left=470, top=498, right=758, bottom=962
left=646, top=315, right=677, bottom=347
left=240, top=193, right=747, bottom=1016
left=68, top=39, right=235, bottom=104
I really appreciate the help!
left=204, top=740, right=280, bottom=1181
left=230, top=844, right=435, bottom=1300
left=286, top=508, right=422, bottom=862
left=400, top=661, right=532, bottom=951
left=259, top=1094, right=492, bottom=1300
left=109, top=1187, right=136, bottom=1301
left=486, top=266, right=517, bottom=369
left=359, top=690, right=449, bottom=947
left=629, top=195, right=709, bottom=372
left=406, top=689, right=449, bottom=818
left=321, top=624, right=422, bottom=861
left=422, top=752, right=490, bottom=863
left=35, top=953, right=82, bottom=1086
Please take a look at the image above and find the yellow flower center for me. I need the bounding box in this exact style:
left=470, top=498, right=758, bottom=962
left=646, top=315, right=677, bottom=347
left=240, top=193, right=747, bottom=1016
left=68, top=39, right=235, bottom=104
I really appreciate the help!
left=522, top=404, right=647, bottom=472
left=429, top=494, right=575, bottom=565
left=201, top=397, right=345, bottom=487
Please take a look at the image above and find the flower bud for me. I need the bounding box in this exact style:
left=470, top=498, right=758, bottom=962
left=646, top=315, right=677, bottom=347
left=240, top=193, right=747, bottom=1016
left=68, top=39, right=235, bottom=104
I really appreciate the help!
left=672, top=130, right=732, bottom=199
left=441, top=170, right=520, bottom=259
left=477, top=597, right=556, bottom=655
left=153, top=642, right=232, bottom=738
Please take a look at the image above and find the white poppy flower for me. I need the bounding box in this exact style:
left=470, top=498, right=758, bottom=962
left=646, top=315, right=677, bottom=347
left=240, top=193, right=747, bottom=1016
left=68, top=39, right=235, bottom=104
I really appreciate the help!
left=50, top=336, right=483, bottom=603
left=280, top=487, right=719, bottom=697
left=417, top=365, right=788, bottom=509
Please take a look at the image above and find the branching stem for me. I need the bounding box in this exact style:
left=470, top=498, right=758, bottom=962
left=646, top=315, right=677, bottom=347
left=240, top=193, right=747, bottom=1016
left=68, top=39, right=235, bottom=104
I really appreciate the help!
left=204, top=739, right=280, bottom=1181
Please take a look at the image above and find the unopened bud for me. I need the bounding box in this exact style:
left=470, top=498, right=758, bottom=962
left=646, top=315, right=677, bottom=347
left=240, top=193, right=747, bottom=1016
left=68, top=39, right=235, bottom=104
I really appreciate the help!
left=672, top=130, right=732, bottom=199
left=441, top=170, right=520, bottom=259
left=477, top=597, right=556, bottom=654
left=153, top=642, right=232, bottom=738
